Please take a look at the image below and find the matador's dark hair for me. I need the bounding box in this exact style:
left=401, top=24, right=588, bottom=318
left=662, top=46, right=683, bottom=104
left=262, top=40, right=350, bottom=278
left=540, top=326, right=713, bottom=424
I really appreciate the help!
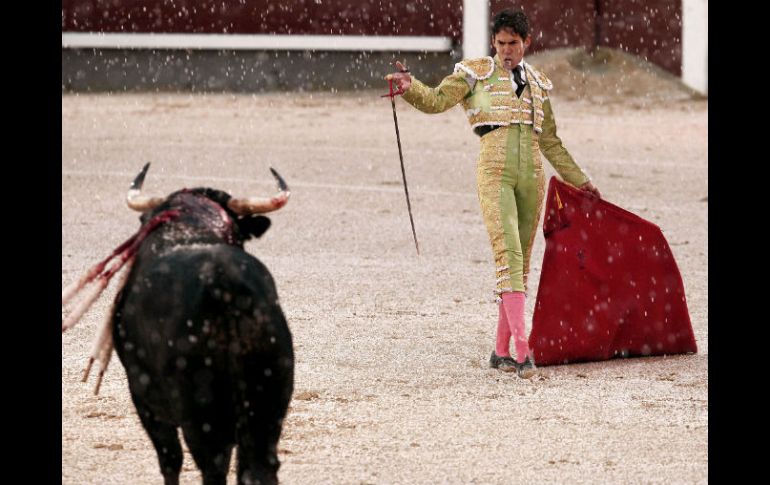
left=492, top=9, right=530, bottom=39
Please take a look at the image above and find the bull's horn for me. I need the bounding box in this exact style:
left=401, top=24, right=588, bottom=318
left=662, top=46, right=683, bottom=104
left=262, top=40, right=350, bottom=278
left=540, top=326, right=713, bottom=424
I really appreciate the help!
left=228, top=167, right=291, bottom=215
left=126, top=162, right=165, bottom=212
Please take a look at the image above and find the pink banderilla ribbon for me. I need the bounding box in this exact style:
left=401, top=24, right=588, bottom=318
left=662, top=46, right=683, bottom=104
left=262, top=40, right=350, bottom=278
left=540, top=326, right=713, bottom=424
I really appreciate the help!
left=62, top=209, right=180, bottom=394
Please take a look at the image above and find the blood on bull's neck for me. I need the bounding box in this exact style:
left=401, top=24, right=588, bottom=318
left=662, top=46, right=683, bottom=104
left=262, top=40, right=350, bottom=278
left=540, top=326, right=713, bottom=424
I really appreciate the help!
left=155, top=191, right=237, bottom=246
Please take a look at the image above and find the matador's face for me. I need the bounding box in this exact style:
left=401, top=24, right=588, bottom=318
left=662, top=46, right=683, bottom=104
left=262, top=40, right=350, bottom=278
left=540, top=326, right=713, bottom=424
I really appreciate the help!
left=492, top=28, right=531, bottom=70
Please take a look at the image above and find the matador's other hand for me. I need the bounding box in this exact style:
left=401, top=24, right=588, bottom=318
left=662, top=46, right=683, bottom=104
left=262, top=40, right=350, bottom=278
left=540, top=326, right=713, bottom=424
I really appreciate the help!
left=387, top=61, right=412, bottom=92
left=580, top=181, right=602, bottom=199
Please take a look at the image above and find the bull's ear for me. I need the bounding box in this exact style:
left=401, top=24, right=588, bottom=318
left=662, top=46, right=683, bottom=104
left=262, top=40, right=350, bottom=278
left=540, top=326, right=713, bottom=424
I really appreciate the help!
left=238, top=215, right=271, bottom=239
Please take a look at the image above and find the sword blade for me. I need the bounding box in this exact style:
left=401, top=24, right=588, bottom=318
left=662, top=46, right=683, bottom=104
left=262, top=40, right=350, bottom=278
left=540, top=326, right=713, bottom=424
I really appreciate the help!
left=389, top=96, right=420, bottom=255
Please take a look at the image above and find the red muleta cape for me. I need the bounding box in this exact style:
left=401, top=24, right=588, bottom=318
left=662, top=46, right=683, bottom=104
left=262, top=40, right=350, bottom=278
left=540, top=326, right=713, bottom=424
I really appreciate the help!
left=529, top=177, right=697, bottom=366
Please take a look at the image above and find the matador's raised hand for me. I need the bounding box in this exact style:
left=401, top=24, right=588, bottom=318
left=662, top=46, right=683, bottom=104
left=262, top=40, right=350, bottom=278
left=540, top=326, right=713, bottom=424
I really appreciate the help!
left=387, top=61, right=412, bottom=92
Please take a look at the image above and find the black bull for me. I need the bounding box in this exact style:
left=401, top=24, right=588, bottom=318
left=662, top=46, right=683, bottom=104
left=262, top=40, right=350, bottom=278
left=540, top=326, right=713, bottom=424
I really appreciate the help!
left=112, top=166, right=294, bottom=485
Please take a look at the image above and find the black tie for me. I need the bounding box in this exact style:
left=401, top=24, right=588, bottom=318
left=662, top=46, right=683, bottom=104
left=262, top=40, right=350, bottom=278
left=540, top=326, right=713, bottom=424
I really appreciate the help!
left=513, top=65, right=526, bottom=97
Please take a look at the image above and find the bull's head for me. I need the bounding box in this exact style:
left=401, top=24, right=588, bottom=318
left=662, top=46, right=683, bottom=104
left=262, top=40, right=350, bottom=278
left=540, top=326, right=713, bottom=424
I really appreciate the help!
left=127, top=163, right=290, bottom=215
left=126, top=163, right=290, bottom=241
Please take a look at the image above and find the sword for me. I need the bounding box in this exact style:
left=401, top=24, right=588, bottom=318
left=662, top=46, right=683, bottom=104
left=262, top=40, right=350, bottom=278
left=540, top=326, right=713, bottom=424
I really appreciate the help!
left=382, top=75, right=420, bottom=255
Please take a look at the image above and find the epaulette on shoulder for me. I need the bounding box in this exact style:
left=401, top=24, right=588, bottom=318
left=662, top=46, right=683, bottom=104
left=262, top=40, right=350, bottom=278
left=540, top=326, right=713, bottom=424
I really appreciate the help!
left=524, top=63, right=553, bottom=90
left=454, top=56, right=495, bottom=81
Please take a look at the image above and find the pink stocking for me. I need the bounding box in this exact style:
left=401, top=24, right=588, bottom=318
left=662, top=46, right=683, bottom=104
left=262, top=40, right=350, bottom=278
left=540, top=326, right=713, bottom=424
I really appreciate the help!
left=501, top=291, right=531, bottom=363
left=494, top=302, right=511, bottom=357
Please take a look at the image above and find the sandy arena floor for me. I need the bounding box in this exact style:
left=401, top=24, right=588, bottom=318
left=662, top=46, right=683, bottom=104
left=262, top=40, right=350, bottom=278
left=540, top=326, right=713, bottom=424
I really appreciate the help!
left=62, top=79, right=707, bottom=484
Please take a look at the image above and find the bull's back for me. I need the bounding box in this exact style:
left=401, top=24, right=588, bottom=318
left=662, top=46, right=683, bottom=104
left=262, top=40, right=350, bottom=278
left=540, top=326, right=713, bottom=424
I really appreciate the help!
left=113, top=244, right=294, bottom=425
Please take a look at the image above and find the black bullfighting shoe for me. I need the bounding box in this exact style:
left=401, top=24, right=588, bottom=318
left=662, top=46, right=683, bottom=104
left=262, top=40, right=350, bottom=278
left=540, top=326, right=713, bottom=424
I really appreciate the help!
left=516, top=356, right=538, bottom=379
left=489, top=352, right=519, bottom=372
